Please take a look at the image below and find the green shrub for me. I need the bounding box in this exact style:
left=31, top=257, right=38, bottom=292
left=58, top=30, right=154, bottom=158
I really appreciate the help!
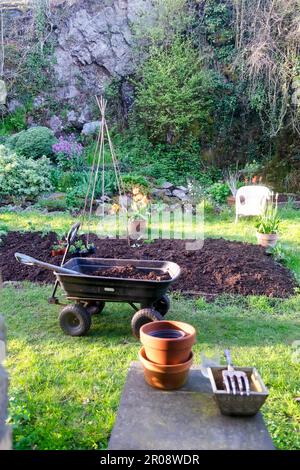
left=198, top=199, right=216, bottom=216
left=121, top=174, right=150, bottom=193
left=65, top=170, right=118, bottom=210
left=65, top=191, right=83, bottom=211
left=4, top=132, right=19, bottom=149
left=6, top=126, right=56, bottom=160
left=51, top=168, right=119, bottom=210
left=82, top=139, right=120, bottom=168
left=207, top=182, right=230, bottom=204
left=50, top=169, right=82, bottom=192
left=134, top=39, right=221, bottom=143
left=140, top=142, right=203, bottom=183
left=35, top=198, right=67, bottom=212
left=113, top=129, right=202, bottom=184
left=112, top=128, right=225, bottom=186
left=83, top=140, right=102, bottom=166
left=0, top=145, right=53, bottom=201
left=101, top=170, right=118, bottom=195
left=0, top=107, right=27, bottom=136
left=78, top=170, right=117, bottom=197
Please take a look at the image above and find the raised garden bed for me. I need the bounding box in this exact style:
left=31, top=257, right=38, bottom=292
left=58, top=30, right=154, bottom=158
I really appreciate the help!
left=0, top=231, right=297, bottom=298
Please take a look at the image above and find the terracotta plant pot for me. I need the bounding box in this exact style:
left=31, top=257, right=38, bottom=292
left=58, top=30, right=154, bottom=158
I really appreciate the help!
left=128, top=219, right=147, bottom=239
left=140, top=320, right=196, bottom=365
left=51, top=248, right=66, bottom=257
left=227, top=195, right=236, bottom=206
left=139, top=346, right=193, bottom=390
left=256, top=232, right=278, bottom=248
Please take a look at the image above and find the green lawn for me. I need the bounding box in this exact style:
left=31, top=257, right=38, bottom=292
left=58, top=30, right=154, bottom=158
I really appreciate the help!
left=0, top=206, right=300, bottom=450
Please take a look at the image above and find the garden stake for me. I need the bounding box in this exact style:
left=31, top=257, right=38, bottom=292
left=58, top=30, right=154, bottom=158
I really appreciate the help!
left=80, top=95, right=128, bottom=246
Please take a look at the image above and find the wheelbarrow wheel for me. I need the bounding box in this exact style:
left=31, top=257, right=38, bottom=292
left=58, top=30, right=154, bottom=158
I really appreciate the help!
left=131, top=308, right=163, bottom=339
left=59, top=304, right=91, bottom=337
left=85, top=301, right=105, bottom=315
left=153, top=294, right=170, bottom=316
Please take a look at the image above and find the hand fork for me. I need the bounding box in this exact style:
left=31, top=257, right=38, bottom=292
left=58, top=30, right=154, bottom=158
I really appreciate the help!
left=222, top=349, right=250, bottom=396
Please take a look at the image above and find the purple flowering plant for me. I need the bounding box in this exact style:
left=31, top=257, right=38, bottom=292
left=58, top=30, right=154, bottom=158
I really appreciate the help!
left=52, top=134, right=83, bottom=171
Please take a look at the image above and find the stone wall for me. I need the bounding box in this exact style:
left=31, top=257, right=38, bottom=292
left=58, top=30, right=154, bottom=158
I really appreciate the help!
left=0, top=316, right=11, bottom=450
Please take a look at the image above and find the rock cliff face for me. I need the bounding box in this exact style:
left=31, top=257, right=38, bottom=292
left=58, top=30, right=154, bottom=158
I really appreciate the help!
left=3, top=0, right=152, bottom=128
left=52, top=0, right=150, bottom=125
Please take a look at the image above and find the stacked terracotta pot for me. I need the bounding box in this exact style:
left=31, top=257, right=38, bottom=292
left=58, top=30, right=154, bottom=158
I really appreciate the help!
left=139, top=320, right=196, bottom=390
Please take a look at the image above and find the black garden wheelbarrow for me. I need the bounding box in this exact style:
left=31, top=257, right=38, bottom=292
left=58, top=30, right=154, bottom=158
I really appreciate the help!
left=15, top=224, right=181, bottom=338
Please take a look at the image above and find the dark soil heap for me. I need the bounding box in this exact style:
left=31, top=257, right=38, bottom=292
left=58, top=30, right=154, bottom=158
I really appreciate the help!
left=0, top=231, right=297, bottom=298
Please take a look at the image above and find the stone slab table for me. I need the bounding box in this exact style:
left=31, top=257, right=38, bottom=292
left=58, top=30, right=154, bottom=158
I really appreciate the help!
left=108, top=362, right=274, bottom=450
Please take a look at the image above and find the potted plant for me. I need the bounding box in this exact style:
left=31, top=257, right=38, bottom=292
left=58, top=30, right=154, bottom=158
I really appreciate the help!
left=241, top=160, right=261, bottom=182
left=51, top=240, right=67, bottom=257
left=128, top=211, right=147, bottom=237
left=224, top=165, right=241, bottom=206
left=255, top=193, right=280, bottom=248
left=69, top=240, right=96, bottom=257
left=128, top=198, right=149, bottom=239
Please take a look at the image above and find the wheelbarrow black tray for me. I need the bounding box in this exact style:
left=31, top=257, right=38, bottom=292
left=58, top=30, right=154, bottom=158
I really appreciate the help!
left=55, top=258, right=181, bottom=303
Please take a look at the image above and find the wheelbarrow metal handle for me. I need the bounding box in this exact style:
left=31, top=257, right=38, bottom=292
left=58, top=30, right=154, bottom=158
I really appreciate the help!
left=15, top=253, right=80, bottom=275
left=49, top=222, right=81, bottom=303
left=67, top=222, right=81, bottom=245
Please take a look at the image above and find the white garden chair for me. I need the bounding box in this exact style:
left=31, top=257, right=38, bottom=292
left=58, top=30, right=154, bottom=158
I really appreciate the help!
left=235, top=185, right=271, bottom=223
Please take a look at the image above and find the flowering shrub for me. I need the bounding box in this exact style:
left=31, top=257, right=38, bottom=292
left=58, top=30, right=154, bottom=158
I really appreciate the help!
left=52, top=134, right=83, bottom=171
